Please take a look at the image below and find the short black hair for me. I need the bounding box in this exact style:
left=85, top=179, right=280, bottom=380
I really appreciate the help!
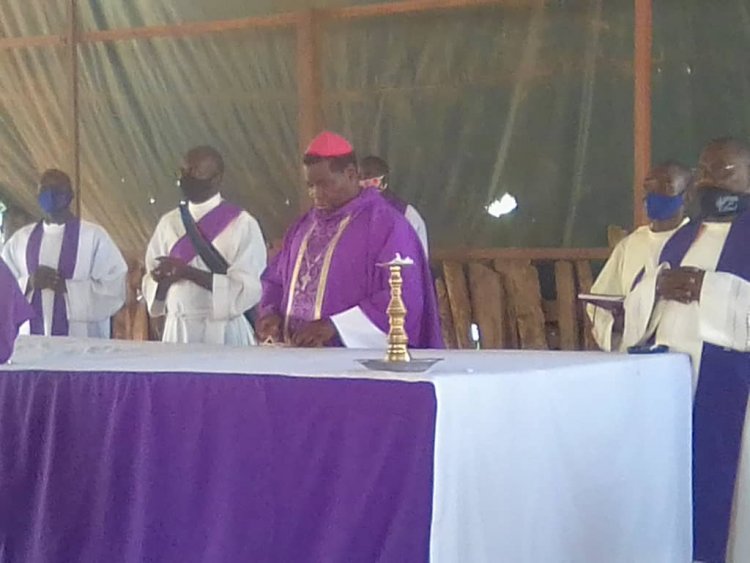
left=40, top=168, right=71, bottom=189
left=186, top=145, right=225, bottom=176
left=303, top=152, right=357, bottom=173
left=360, top=155, right=390, bottom=178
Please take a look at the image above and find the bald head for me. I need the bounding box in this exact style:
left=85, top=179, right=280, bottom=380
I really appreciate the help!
left=695, top=137, right=750, bottom=195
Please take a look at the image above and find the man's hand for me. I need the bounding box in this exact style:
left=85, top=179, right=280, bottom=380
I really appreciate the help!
left=256, top=313, right=283, bottom=343
left=152, top=257, right=190, bottom=284
left=657, top=267, right=705, bottom=304
left=291, top=318, right=337, bottom=348
left=152, top=257, right=213, bottom=292
left=30, top=266, right=65, bottom=293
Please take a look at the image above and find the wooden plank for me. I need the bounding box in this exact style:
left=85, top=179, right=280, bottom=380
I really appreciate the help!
left=81, top=13, right=298, bottom=44
left=494, top=259, right=547, bottom=350
left=468, top=262, right=505, bottom=349
left=443, top=261, right=473, bottom=349
left=555, top=261, right=578, bottom=350
left=323, top=0, right=540, bottom=20
left=433, top=247, right=610, bottom=263
left=633, top=0, right=652, bottom=228
left=296, top=10, right=322, bottom=212
left=575, top=260, right=597, bottom=351
left=435, top=278, right=458, bottom=349
left=0, top=35, right=65, bottom=49
left=67, top=0, right=81, bottom=215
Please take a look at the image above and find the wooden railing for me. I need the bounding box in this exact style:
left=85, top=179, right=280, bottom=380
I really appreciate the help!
left=431, top=247, right=611, bottom=351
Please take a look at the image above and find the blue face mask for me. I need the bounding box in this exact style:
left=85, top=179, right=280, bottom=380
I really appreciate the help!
left=38, top=188, right=73, bottom=215
left=645, top=193, right=684, bottom=221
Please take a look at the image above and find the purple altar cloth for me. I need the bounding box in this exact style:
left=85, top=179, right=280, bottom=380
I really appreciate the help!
left=0, top=371, right=436, bottom=563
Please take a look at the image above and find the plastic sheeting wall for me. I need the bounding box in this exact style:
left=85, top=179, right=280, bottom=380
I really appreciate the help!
left=0, top=0, right=732, bottom=259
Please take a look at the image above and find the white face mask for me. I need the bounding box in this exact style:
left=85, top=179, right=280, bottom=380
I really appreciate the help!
left=359, top=175, right=387, bottom=192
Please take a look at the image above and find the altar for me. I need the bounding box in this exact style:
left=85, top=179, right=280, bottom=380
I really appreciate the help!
left=0, top=336, right=692, bottom=562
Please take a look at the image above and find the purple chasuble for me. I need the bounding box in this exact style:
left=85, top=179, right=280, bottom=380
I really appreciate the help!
left=169, top=201, right=243, bottom=263
left=25, top=219, right=80, bottom=336
left=261, top=189, right=443, bottom=348
left=0, top=257, right=34, bottom=363
left=659, top=213, right=750, bottom=563
left=381, top=190, right=409, bottom=215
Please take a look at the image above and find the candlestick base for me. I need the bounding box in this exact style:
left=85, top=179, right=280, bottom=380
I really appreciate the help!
left=357, top=358, right=442, bottom=373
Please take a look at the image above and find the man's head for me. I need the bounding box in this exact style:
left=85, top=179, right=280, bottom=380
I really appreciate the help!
left=643, top=161, right=691, bottom=228
left=359, top=155, right=390, bottom=192
left=695, top=138, right=750, bottom=195
left=694, top=138, right=750, bottom=220
left=37, top=169, right=74, bottom=222
left=179, top=145, right=224, bottom=204
left=303, top=132, right=360, bottom=211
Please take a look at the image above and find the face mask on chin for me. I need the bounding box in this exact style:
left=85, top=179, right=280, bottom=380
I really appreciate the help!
left=698, top=186, right=750, bottom=220
left=645, top=193, right=684, bottom=221
left=38, top=188, right=73, bottom=215
left=359, top=176, right=386, bottom=192
left=178, top=174, right=214, bottom=203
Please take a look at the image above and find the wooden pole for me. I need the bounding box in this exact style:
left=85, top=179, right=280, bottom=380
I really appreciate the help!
left=67, top=0, right=81, bottom=216
left=633, top=0, right=652, bottom=227
left=296, top=10, right=322, bottom=211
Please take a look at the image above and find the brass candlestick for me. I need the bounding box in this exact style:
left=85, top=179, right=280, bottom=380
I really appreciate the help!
left=385, top=261, right=411, bottom=363
left=357, top=254, right=443, bottom=373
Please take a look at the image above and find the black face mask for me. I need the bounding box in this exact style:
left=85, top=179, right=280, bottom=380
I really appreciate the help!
left=179, top=174, right=214, bottom=203
left=698, top=186, right=750, bottom=219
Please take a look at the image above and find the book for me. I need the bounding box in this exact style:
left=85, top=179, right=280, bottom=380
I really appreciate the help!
left=577, top=293, right=625, bottom=312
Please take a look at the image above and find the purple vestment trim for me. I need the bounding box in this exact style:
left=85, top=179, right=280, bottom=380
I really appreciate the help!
left=660, top=215, right=750, bottom=562
left=25, top=219, right=80, bottom=336
left=169, top=202, right=242, bottom=263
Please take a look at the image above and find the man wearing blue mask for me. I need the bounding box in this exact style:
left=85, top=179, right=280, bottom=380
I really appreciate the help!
left=1, top=169, right=127, bottom=338
left=142, top=146, right=266, bottom=345
left=587, top=161, right=690, bottom=351
left=623, top=138, right=750, bottom=563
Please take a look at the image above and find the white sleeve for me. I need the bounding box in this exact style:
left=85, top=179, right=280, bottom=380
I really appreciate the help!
left=1, top=228, right=31, bottom=295
left=405, top=205, right=429, bottom=258
left=142, top=219, right=167, bottom=317
left=587, top=240, right=627, bottom=351
left=331, top=306, right=387, bottom=348
left=211, top=213, right=267, bottom=321
left=698, top=271, right=750, bottom=352
left=65, top=227, right=127, bottom=323
left=622, top=265, right=666, bottom=350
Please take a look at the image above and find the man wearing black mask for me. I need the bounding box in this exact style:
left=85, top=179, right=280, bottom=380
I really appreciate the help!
left=622, top=138, right=750, bottom=563
left=143, top=146, right=266, bottom=345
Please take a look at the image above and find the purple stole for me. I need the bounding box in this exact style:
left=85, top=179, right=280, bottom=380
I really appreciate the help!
left=168, top=202, right=242, bottom=263
left=25, top=219, right=81, bottom=336
left=660, top=213, right=750, bottom=563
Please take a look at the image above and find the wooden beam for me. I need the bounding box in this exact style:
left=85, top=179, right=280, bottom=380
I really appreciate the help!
left=81, top=13, right=298, bottom=44
left=432, top=247, right=610, bottom=263
left=323, top=0, right=539, bottom=20
left=633, top=0, right=652, bottom=228
left=0, top=0, right=539, bottom=51
left=296, top=10, right=322, bottom=211
left=67, top=0, right=81, bottom=215
left=0, top=36, right=65, bottom=49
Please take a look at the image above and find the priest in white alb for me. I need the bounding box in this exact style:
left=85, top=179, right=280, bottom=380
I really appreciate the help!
left=143, top=146, right=266, bottom=345
left=587, top=161, right=690, bottom=350
left=622, top=138, right=750, bottom=563
left=1, top=169, right=127, bottom=338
